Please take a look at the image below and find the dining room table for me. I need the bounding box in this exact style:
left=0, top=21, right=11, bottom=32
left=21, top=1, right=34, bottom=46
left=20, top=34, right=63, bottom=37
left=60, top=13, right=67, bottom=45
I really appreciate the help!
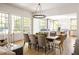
left=46, top=36, right=60, bottom=47
left=46, top=35, right=60, bottom=54
left=46, top=36, right=59, bottom=42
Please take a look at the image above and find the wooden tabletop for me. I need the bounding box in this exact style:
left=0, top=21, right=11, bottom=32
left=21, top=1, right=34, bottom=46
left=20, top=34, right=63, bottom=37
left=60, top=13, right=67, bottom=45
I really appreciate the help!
left=46, top=36, right=59, bottom=40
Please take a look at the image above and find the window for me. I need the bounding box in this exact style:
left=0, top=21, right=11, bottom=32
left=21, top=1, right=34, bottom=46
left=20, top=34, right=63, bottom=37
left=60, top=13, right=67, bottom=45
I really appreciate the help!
left=48, top=20, right=59, bottom=31
left=12, top=15, right=31, bottom=34
left=70, top=19, right=77, bottom=30
left=53, top=20, right=59, bottom=30
left=33, top=18, right=40, bottom=34
left=48, top=20, right=54, bottom=31
left=39, top=19, right=47, bottom=31
left=12, top=15, right=22, bottom=33
left=0, top=13, right=8, bottom=34
left=23, top=17, right=31, bottom=34
left=33, top=18, right=47, bottom=34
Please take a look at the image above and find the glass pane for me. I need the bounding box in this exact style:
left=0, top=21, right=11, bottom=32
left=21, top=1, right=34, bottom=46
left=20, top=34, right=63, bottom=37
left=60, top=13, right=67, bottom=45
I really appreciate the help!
left=23, top=17, right=31, bottom=34
left=2, top=13, right=5, bottom=17
left=53, top=20, right=59, bottom=30
left=71, top=25, right=77, bottom=30
left=71, top=19, right=77, bottom=25
left=70, top=19, right=77, bottom=30
left=0, top=13, right=8, bottom=34
left=12, top=15, right=22, bottom=33
left=39, top=19, right=47, bottom=31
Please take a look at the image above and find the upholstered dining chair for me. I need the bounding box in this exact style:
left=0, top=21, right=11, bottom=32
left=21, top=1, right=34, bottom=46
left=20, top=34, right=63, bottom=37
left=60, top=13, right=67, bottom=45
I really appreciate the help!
left=37, top=34, right=50, bottom=54
left=23, top=34, right=31, bottom=48
left=29, top=34, right=38, bottom=49
left=50, top=31, right=56, bottom=36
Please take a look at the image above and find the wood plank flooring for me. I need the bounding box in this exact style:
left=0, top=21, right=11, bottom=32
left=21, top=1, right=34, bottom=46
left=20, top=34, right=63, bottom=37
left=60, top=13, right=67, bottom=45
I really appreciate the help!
left=14, top=36, right=77, bottom=55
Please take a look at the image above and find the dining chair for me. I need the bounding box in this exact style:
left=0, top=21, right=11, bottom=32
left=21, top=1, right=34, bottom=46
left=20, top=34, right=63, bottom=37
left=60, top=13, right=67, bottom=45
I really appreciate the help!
left=50, top=31, right=56, bottom=36
left=23, top=34, right=31, bottom=48
left=43, top=32, right=48, bottom=37
left=54, top=35, right=66, bottom=54
left=37, top=34, right=50, bottom=54
left=29, top=34, right=38, bottom=49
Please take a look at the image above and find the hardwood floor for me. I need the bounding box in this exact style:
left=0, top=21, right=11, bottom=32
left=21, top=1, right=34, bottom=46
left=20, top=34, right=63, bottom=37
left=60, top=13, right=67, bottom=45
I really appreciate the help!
left=14, top=36, right=77, bottom=55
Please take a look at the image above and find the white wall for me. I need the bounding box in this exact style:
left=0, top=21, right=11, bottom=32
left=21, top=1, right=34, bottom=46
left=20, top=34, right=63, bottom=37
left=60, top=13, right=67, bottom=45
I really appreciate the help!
left=77, top=13, right=79, bottom=39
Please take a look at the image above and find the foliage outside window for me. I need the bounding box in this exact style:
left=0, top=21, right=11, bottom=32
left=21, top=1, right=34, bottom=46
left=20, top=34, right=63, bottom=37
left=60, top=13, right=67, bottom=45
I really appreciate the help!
left=70, top=19, right=77, bottom=30
left=0, top=13, right=8, bottom=34
left=23, top=17, right=31, bottom=34
left=48, top=20, right=59, bottom=31
left=53, top=20, right=60, bottom=30
left=12, top=15, right=22, bottom=33
left=39, top=19, right=47, bottom=31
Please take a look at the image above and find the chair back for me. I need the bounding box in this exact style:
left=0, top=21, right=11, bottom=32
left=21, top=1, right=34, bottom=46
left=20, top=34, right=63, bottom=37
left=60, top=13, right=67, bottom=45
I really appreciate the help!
left=43, top=32, right=48, bottom=37
left=50, top=31, right=56, bottom=36
left=24, top=34, right=30, bottom=42
left=38, top=34, right=46, bottom=47
left=59, top=35, right=66, bottom=44
left=29, top=34, right=37, bottom=44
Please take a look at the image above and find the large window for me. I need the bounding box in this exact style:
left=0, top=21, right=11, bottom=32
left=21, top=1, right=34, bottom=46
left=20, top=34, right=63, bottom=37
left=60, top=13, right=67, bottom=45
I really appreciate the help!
left=53, top=20, right=60, bottom=30
left=69, top=18, right=77, bottom=36
left=0, top=13, right=8, bottom=34
left=70, top=19, right=77, bottom=30
left=12, top=15, right=22, bottom=33
left=12, top=15, right=31, bottom=34
left=39, top=19, right=47, bottom=31
left=48, top=20, right=53, bottom=31
left=48, top=20, right=59, bottom=31
left=23, top=17, right=31, bottom=34
left=33, top=18, right=47, bottom=34
left=33, top=18, right=40, bottom=34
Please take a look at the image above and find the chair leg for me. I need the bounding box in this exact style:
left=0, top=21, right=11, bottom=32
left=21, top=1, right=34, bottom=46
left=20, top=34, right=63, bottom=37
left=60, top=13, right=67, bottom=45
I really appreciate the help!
left=28, top=43, right=31, bottom=48
left=33, top=44, right=36, bottom=50
left=48, top=45, right=50, bottom=50
left=59, top=46, right=62, bottom=54
left=45, top=47, right=47, bottom=54
left=38, top=46, right=39, bottom=52
left=35, top=45, right=37, bottom=50
left=61, top=44, right=63, bottom=51
left=59, top=44, right=63, bottom=54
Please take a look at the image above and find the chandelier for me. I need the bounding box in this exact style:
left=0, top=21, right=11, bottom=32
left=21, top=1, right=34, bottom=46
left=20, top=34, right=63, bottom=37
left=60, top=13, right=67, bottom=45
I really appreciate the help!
left=33, top=3, right=46, bottom=19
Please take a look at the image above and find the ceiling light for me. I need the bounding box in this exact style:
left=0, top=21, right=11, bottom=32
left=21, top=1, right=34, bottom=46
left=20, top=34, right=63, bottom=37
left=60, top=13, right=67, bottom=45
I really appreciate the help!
left=33, top=3, right=46, bottom=19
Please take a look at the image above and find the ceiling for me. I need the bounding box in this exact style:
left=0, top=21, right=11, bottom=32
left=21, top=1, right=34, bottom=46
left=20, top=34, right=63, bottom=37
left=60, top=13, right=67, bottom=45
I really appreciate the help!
left=8, top=3, right=79, bottom=13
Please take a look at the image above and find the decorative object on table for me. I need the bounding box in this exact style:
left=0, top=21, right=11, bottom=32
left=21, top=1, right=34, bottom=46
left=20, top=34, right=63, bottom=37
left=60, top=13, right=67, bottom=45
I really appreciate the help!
left=0, top=39, right=7, bottom=46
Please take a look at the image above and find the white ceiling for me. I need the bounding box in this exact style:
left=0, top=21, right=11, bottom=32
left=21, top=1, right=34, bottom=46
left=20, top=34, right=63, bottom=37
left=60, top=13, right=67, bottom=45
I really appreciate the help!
left=8, top=3, right=79, bottom=13
left=47, top=13, right=77, bottom=19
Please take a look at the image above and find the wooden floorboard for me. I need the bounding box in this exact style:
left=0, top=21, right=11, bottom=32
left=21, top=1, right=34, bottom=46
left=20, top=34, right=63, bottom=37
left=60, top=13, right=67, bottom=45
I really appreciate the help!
left=14, top=36, right=76, bottom=55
